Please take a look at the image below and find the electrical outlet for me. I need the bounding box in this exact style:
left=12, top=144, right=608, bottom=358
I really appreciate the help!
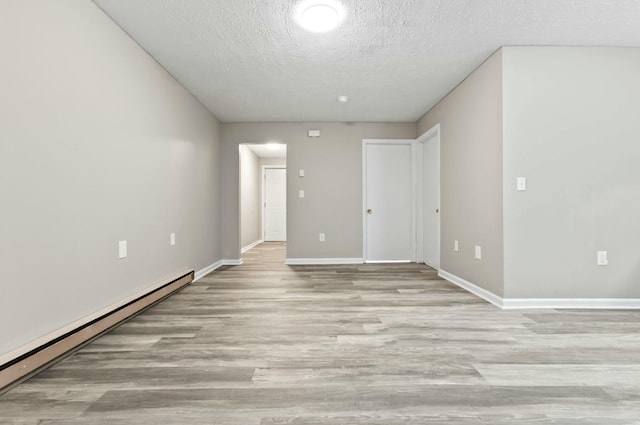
left=118, top=240, right=127, bottom=259
left=170, top=233, right=176, bottom=246
left=454, top=240, right=459, bottom=252
left=475, top=245, right=482, bottom=260
left=319, top=233, right=325, bottom=242
left=597, top=251, right=608, bottom=266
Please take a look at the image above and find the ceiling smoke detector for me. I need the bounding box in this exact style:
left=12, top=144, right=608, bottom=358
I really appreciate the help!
left=295, top=1, right=345, bottom=33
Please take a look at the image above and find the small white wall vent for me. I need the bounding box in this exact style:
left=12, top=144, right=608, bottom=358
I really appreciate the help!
left=308, top=129, right=320, bottom=138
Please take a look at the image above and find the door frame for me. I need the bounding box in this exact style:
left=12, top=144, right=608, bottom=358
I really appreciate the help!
left=362, top=139, right=417, bottom=263
left=415, top=123, right=441, bottom=269
left=262, top=165, right=286, bottom=241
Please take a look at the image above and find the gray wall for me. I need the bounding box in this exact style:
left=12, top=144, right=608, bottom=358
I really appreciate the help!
left=502, top=47, right=640, bottom=298
left=221, top=123, right=417, bottom=260
left=0, top=0, right=222, bottom=357
left=239, top=145, right=260, bottom=249
left=418, top=50, right=504, bottom=296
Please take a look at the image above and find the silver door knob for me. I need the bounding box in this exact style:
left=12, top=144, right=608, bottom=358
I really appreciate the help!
left=367, top=208, right=373, bottom=214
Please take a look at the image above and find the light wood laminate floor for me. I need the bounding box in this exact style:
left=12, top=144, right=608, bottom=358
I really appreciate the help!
left=1, top=242, right=640, bottom=424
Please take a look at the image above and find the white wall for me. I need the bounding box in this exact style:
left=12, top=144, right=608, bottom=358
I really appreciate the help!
left=502, top=47, right=640, bottom=298
left=0, top=0, right=222, bottom=357
left=239, top=145, right=260, bottom=249
left=418, top=50, right=504, bottom=296
left=221, top=123, right=417, bottom=260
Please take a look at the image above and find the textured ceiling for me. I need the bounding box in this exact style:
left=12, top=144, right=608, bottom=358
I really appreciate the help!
left=92, top=0, right=640, bottom=122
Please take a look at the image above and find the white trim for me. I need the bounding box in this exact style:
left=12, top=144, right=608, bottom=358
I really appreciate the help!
left=241, top=239, right=263, bottom=253
left=439, top=269, right=640, bottom=310
left=285, top=258, right=364, bottom=265
left=502, top=298, right=640, bottom=310
left=415, top=123, right=441, bottom=269
left=194, top=259, right=243, bottom=282
left=365, top=260, right=411, bottom=264
left=362, top=139, right=416, bottom=263
left=0, top=270, right=193, bottom=365
left=262, top=165, right=286, bottom=242
left=438, top=270, right=504, bottom=308
left=194, top=260, right=224, bottom=282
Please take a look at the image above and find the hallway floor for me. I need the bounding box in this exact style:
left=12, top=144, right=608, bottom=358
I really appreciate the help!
left=1, top=242, right=640, bottom=424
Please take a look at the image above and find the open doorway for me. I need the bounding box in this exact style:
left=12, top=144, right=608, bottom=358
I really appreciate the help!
left=239, top=143, right=287, bottom=253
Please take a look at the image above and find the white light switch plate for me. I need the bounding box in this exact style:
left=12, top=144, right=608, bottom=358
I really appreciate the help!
left=319, top=233, right=325, bottom=242
left=170, top=233, right=176, bottom=246
left=454, top=240, right=459, bottom=252
left=517, top=177, right=527, bottom=191
left=118, top=240, right=127, bottom=259
left=597, top=251, right=608, bottom=266
left=475, top=245, right=482, bottom=260
left=299, top=190, right=305, bottom=198
left=299, top=169, right=305, bottom=177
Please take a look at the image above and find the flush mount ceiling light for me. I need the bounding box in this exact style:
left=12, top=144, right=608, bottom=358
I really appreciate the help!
left=337, top=95, right=349, bottom=103
left=266, top=143, right=283, bottom=150
left=295, top=0, right=345, bottom=33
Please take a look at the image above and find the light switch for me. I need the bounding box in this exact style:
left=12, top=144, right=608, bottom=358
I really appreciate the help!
left=517, top=177, right=527, bottom=191
left=597, top=251, right=608, bottom=266
left=170, top=233, right=176, bottom=246
left=299, top=169, right=305, bottom=177
left=118, top=240, right=127, bottom=259
left=299, top=190, right=305, bottom=198
left=319, top=233, right=325, bottom=242
left=454, top=240, right=459, bottom=252
left=475, top=245, right=482, bottom=260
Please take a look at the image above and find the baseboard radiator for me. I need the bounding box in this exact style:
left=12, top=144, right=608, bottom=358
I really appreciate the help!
left=0, top=270, right=194, bottom=393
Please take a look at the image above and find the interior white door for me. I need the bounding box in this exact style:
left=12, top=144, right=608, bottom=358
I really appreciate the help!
left=264, top=168, right=286, bottom=241
left=364, top=142, right=413, bottom=262
left=422, top=134, right=440, bottom=268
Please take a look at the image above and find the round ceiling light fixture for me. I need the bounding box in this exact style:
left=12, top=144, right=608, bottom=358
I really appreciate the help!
left=266, top=143, right=283, bottom=150
left=337, top=95, right=349, bottom=103
left=295, top=1, right=345, bottom=33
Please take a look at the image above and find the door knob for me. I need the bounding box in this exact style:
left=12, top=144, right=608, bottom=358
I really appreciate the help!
left=436, top=209, right=439, bottom=214
left=367, top=208, right=373, bottom=214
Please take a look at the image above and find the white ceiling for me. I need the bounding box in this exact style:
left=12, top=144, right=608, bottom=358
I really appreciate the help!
left=93, top=0, right=640, bottom=123
left=245, top=143, right=287, bottom=158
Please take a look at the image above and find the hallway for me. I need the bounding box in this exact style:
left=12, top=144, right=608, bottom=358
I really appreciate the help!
left=1, top=243, right=640, bottom=424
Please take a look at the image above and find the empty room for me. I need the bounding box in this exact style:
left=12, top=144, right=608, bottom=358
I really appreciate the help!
left=1, top=0, right=640, bottom=423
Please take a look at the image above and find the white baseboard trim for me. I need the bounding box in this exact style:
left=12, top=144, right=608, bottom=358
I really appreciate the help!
left=365, top=260, right=411, bottom=264
left=285, top=258, right=364, bottom=265
left=194, top=260, right=224, bottom=281
left=502, top=298, right=640, bottom=310
left=438, top=269, right=640, bottom=310
left=241, top=240, right=263, bottom=253
left=438, top=270, right=504, bottom=308
left=194, top=259, right=243, bottom=281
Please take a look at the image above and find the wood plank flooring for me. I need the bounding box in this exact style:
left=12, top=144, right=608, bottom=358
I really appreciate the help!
left=1, top=242, right=640, bottom=424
